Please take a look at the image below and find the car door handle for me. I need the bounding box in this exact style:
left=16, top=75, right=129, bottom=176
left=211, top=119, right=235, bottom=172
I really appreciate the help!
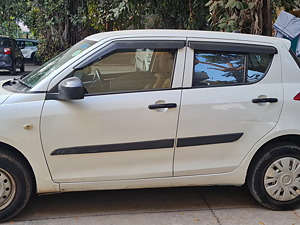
left=252, top=98, right=278, bottom=103
left=148, top=103, right=177, bottom=109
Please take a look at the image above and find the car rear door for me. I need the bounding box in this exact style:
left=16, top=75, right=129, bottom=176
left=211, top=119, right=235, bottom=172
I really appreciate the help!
left=174, top=39, right=284, bottom=176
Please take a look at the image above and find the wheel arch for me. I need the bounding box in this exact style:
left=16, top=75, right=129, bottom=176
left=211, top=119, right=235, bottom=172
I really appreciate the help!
left=30, top=51, right=35, bottom=59
left=0, top=142, right=36, bottom=194
left=246, top=134, right=300, bottom=181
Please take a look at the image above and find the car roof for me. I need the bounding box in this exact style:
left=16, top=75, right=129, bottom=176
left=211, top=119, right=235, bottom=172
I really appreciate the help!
left=15, top=38, right=38, bottom=42
left=86, top=29, right=291, bottom=49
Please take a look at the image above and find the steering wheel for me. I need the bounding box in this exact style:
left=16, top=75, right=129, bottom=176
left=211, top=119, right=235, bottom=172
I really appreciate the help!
left=91, top=68, right=103, bottom=84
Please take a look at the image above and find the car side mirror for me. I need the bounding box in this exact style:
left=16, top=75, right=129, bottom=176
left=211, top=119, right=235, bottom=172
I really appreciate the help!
left=58, top=77, right=85, bottom=100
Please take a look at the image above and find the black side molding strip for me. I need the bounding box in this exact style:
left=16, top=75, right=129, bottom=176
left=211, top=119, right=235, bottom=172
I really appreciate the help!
left=51, top=139, right=174, bottom=155
left=51, top=133, right=244, bottom=156
left=177, top=133, right=243, bottom=148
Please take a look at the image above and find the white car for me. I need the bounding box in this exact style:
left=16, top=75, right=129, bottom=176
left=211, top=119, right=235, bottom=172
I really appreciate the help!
left=16, top=39, right=38, bottom=61
left=0, top=30, right=299, bottom=221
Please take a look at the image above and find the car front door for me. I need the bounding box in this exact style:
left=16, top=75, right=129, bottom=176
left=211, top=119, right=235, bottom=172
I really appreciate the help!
left=41, top=39, right=186, bottom=183
left=174, top=40, right=283, bottom=176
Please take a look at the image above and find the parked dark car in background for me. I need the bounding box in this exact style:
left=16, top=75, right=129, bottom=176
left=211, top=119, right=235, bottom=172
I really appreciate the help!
left=0, top=36, right=24, bottom=75
left=16, top=38, right=38, bottom=63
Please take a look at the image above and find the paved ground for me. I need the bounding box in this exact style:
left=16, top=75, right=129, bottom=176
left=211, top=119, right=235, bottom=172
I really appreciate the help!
left=3, top=186, right=300, bottom=225
left=0, top=63, right=299, bottom=225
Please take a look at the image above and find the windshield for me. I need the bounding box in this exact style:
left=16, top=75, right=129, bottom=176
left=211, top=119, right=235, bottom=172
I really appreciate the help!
left=20, top=39, right=96, bottom=89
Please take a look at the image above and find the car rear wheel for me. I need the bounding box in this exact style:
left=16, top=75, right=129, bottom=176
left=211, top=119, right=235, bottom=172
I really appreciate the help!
left=9, top=63, right=16, bottom=75
left=0, top=150, right=33, bottom=222
left=247, top=143, right=300, bottom=210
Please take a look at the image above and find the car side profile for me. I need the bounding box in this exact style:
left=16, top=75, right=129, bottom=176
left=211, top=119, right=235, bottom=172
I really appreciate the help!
left=16, top=39, right=38, bottom=62
left=0, top=36, right=24, bottom=75
left=0, top=30, right=299, bottom=221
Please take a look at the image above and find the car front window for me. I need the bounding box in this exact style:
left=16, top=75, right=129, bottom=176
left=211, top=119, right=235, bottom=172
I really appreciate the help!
left=74, top=48, right=176, bottom=94
left=20, top=39, right=96, bottom=89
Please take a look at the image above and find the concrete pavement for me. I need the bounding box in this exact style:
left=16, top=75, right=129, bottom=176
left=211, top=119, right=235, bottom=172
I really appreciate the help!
left=0, top=63, right=40, bottom=80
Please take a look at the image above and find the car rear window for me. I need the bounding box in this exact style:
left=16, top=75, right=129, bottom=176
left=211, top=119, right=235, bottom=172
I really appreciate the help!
left=0, top=38, right=10, bottom=47
left=193, top=50, right=274, bottom=87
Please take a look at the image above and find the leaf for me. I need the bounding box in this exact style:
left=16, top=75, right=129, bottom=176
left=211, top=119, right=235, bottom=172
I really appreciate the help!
left=236, top=1, right=242, bottom=10
left=228, top=20, right=235, bottom=26
left=205, top=0, right=213, bottom=7
left=225, top=1, right=232, bottom=8
left=209, top=1, right=218, bottom=12
left=218, top=23, right=227, bottom=29
left=217, top=1, right=224, bottom=7
left=231, top=1, right=237, bottom=8
left=219, top=17, right=227, bottom=23
left=241, top=2, right=248, bottom=9
left=230, top=14, right=238, bottom=20
left=119, top=2, right=125, bottom=8
left=248, top=2, right=255, bottom=9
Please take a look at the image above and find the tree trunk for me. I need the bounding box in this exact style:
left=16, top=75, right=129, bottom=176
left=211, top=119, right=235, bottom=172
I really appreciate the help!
left=262, top=0, right=272, bottom=36
left=249, top=0, right=272, bottom=36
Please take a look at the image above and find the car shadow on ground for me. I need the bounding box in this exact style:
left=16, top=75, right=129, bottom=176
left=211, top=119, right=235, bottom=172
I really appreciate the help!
left=14, top=186, right=260, bottom=221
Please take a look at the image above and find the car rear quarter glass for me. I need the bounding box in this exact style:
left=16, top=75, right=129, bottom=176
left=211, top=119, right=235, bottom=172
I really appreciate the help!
left=289, top=49, right=300, bottom=69
left=247, top=53, right=273, bottom=83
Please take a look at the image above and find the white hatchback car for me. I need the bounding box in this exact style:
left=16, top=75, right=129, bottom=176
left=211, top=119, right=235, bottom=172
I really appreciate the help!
left=0, top=30, right=299, bottom=221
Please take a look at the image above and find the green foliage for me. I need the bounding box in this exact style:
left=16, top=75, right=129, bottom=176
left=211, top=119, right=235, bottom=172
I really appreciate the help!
left=206, top=0, right=300, bottom=34
left=21, top=0, right=209, bottom=61
left=23, top=0, right=104, bottom=61
left=0, top=0, right=27, bottom=37
left=206, top=0, right=254, bottom=32
left=1, top=0, right=300, bottom=60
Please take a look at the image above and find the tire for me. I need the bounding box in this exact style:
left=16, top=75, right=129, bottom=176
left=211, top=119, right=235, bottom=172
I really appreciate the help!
left=32, top=53, right=42, bottom=65
left=9, top=63, right=16, bottom=75
left=0, top=150, right=33, bottom=222
left=20, top=63, right=25, bottom=72
left=31, top=52, right=35, bottom=63
left=247, top=143, right=300, bottom=210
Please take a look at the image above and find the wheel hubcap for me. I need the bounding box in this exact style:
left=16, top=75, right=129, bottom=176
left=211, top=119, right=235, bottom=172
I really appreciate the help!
left=0, top=169, right=16, bottom=210
left=264, top=157, right=300, bottom=201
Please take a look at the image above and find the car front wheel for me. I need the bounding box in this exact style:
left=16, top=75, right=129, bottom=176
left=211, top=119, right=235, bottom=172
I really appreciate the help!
left=247, top=143, right=300, bottom=210
left=0, top=150, right=33, bottom=222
